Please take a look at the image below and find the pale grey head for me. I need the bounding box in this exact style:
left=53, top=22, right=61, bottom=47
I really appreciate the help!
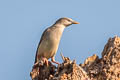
left=54, top=17, right=80, bottom=27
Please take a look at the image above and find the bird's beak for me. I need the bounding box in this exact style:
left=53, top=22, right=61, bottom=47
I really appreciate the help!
left=72, top=21, right=80, bottom=24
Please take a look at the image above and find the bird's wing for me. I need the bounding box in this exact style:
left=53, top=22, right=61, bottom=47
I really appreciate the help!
left=34, top=27, right=50, bottom=63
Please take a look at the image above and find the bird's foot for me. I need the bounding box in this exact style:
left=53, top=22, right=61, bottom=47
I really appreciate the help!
left=42, top=57, right=49, bottom=66
left=33, top=62, right=40, bottom=68
left=51, top=57, right=59, bottom=64
left=51, top=60, right=59, bottom=64
left=33, top=57, right=49, bottom=67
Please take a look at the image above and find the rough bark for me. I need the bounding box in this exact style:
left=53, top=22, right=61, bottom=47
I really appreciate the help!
left=80, top=36, right=120, bottom=80
left=30, top=36, right=120, bottom=80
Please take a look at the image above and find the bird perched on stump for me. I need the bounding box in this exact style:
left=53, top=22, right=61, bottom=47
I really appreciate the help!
left=34, top=17, right=79, bottom=66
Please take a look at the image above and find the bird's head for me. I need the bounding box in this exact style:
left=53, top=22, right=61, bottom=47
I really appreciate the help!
left=54, top=17, right=80, bottom=27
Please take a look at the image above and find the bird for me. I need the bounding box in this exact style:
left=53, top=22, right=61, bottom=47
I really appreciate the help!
left=34, top=17, right=79, bottom=66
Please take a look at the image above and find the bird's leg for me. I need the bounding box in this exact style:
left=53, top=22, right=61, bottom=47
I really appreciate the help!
left=34, top=62, right=39, bottom=67
left=51, top=57, right=59, bottom=64
left=34, top=57, right=48, bottom=67
left=41, top=57, right=49, bottom=66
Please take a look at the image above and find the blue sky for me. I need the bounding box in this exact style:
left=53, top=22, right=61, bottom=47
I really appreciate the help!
left=0, top=0, right=120, bottom=80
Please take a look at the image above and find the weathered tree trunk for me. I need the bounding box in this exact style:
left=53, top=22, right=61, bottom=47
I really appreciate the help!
left=30, top=36, right=120, bottom=80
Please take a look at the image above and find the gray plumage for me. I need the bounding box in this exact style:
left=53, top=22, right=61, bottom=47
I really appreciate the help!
left=35, top=17, right=79, bottom=64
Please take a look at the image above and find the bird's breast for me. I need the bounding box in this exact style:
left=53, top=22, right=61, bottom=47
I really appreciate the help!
left=38, top=27, right=65, bottom=59
left=47, top=28, right=63, bottom=48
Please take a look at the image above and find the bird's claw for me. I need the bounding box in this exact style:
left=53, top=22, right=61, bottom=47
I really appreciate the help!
left=33, top=57, right=49, bottom=67
left=51, top=57, right=59, bottom=64
left=42, top=57, right=49, bottom=66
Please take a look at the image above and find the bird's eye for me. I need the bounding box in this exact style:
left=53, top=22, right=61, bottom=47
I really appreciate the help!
left=67, top=19, right=71, bottom=22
